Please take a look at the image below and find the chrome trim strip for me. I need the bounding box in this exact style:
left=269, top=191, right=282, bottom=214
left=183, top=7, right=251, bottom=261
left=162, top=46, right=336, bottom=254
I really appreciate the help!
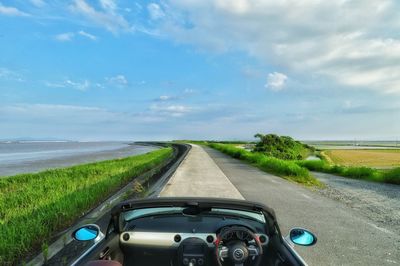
left=120, top=232, right=217, bottom=248
left=120, top=232, right=269, bottom=248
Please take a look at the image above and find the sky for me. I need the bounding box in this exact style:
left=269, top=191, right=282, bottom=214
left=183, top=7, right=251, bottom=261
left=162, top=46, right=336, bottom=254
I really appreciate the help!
left=0, top=0, right=399, bottom=141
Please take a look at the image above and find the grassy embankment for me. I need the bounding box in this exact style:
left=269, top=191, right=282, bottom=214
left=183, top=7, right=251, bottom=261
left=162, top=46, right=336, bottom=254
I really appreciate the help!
left=0, top=147, right=173, bottom=265
left=207, top=143, right=322, bottom=187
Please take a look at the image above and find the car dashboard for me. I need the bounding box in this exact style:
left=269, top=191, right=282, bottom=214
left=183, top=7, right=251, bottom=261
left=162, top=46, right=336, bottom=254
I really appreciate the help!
left=119, top=214, right=274, bottom=266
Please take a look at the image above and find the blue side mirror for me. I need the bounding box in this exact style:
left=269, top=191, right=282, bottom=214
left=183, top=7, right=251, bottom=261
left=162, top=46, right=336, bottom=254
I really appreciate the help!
left=289, top=228, right=317, bottom=246
left=72, top=224, right=100, bottom=241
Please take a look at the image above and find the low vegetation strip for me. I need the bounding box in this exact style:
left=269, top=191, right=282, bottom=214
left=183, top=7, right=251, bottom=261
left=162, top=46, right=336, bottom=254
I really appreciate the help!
left=207, top=143, right=322, bottom=187
left=296, top=160, right=400, bottom=185
left=0, top=147, right=173, bottom=265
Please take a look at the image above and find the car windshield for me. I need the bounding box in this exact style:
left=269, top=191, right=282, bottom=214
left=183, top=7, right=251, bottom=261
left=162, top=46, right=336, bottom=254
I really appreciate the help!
left=123, top=207, right=265, bottom=223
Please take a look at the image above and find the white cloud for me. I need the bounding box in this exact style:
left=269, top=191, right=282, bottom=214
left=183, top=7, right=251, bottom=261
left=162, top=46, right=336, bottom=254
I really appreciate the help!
left=0, top=67, right=24, bottom=82
left=150, top=104, right=191, bottom=117
left=55, top=31, right=97, bottom=41
left=159, top=95, right=172, bottom=101
left=0, top=3, right=30, bottom=16
left=55, top=32, right=74, bottom=42
left=78, top=30, right=97, bottom=40
left=46, top=75, right=127, bottom=90
left=0, top=67, right=13, bottom=78
left=147, top=3, right=165, bottom=20
left=0, top=104, right=108, bottom=130
left=265, top=72, right=288, bottom=91
left=183, top=88, right=196, bottom=94
left=0, top=103, right=192, bottom=140
left=6, top=104, right=102, bottom=112
left=30, top=0, right=45, bottom=8
left=99, top=0, right=117, bottom=12
left=159, top=0, right=400, bottom=93
left=70, top=0, right=130, bottom=33
left=44, top=81, right=66, bottom=88
left=107, top=75, right=128, bottom=86
left=65, top=79, right=90, bottom=91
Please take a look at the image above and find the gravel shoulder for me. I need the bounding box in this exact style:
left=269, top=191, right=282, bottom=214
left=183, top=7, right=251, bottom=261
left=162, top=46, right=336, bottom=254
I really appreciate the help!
left=313, top=172, right=400, bottom=235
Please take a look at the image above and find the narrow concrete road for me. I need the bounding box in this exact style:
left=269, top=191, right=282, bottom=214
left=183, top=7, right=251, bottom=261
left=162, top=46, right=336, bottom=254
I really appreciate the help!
left=195, top=146, right=399, bottom=266
left=159, top=144, right=243, bottom=199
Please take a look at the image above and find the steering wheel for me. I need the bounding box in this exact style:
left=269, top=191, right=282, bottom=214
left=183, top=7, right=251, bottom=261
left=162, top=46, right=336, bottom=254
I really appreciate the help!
left=215, top=226, right=263, bottom=266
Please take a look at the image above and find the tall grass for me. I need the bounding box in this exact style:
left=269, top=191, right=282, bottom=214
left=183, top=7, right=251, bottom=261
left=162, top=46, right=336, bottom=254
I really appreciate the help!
left=207, top=143, right=322, bottom=187
left=383, top=167, right=400, bottom=184
left=296, top=160, right=400, bottom=184
left=0, top=148, right=173, bottom=265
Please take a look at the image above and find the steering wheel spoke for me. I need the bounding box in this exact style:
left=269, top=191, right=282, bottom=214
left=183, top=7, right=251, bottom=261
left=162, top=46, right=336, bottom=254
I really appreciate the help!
left=248, top=245, right=259, bottom=257
left=219, top=246, right=229, bottom=260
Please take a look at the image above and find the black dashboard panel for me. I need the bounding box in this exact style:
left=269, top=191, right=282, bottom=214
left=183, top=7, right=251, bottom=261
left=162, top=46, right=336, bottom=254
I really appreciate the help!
left=123, top=215, right=267, bottom=234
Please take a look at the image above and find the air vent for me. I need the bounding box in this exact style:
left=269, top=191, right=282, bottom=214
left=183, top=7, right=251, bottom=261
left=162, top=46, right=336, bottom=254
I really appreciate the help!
left=174, top=234, right=182, bottom=243
left=123, top=233, right=130, bottom=241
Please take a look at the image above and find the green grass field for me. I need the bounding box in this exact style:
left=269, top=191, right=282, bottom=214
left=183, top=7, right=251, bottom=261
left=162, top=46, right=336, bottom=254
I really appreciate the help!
left=0, top=147, right=173, bottom=265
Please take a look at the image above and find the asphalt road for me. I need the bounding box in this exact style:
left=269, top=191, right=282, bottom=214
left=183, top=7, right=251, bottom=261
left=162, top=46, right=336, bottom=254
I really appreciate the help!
left=203, top=146, right=400, bottom=266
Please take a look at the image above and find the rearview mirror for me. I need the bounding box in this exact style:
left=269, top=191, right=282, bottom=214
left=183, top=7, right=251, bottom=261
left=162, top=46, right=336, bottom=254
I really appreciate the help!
left=72, top=224, right=101, bottom=241
left=289, top=228, right=317, bottom=246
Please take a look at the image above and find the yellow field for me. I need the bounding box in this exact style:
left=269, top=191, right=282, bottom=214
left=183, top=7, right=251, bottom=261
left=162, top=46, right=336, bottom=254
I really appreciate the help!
left=323, top=149, right=400, bottom=168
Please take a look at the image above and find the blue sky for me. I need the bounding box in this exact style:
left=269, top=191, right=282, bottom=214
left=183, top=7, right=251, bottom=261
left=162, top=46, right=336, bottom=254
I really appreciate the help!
left=0, top=0, right=399, bottom=141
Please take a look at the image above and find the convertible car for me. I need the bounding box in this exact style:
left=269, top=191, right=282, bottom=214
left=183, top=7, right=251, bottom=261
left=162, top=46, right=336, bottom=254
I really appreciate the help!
left=71, top=198, right=317, bottom=266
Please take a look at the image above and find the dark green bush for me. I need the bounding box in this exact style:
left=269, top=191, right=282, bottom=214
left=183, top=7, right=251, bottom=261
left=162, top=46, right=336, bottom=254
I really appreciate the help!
left=342, top=167, right=378, bottom=180
left=296, top=160, right=330, bottom=171
left=382, top=167, right=400, bottom=184
left=253, top=133, right=312, bottom=160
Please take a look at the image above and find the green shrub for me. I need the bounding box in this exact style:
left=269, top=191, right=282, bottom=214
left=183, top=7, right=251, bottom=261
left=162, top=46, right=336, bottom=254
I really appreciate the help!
left=253, top=133, right=313, bottom=160
left=342, top=167, right=378, bottom=180
left=296, top=160, right=330, bottom=171
left=328, top=165, right=346, bottom=175
left=382, top=167, right=400, bottom=184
